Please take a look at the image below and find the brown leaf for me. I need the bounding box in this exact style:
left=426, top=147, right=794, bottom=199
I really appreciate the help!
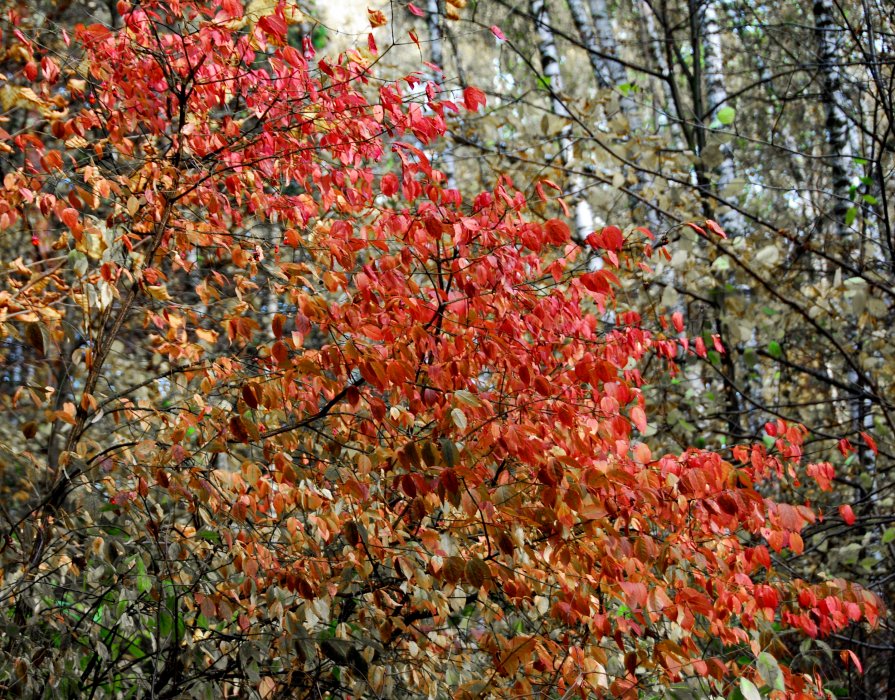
left=465, top=557, right=489, bottom=588
left=342, top=521, right=360, bottom=546
left=496, top=530, right=515, bottom=556
left=443, top=556, right=465, bottom=584
left=229, top=415, right=249, bottom=443
left=242, top=383, right=260, bottom=409
left=24, top=322, right=45, bottom=356
left=271, top=313, right=286, bottom=338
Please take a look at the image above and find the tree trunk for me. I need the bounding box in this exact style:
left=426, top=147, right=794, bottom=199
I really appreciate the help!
left=427, top=0, right=456, bottom=188
left=701, top=0, right=745, bottom=236
left=813, top=0, right=852, bottom=237
left=571, top=0, right=661, bottom=232
left=565, top=0, right=611, bottom=89
left=637, top=2, right=677, bottom=135
left=530, top=0, right=595, bottom=240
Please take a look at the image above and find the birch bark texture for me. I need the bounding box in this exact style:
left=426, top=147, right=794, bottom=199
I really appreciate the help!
left=530, top=0, right=595, bottom=240
left=813, top=0, right=852, bottom=236
left=566, top=0, right=664, bottom=231
left=700, top=0, right=745, bottom=236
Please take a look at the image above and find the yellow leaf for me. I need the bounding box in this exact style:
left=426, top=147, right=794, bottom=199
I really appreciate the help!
left=146, top=285, right=171, bottom=301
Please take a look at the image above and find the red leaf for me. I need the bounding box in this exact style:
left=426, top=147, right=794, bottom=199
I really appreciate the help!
left=860, top=431, right=878, bottom=455
left=407, top=2, right=424, bottom=16
left=544, top=218, right=570, bottom=244
left=12, top=28, right=31, bottom=47
left=463, top=86, right=486, bottom=112
left=694, top=337, right=707, bottom=358
left=220, top=0, right=244, bottom=20
left=368, top=8, right=388, bottom=27
left=602, top=225, right=624, bottom=250
left=619, top=581, right=647, bottom=609
left=671, top=312, right=685, bottom=333
left=60, top=208, right=79, bottom=230
left=630, top=406, right=647, bottom=433
left=258, top=14, right=287, bottom=40
left=705, top=219, right=728, bottom=239
left=490, top=25, right=506, bottom=41
left=839, top=504, right=856, bottom=526
left=580, top=272, right=610, bottom=294
left=712, top=334, right=725, bottom=354
left=586, top=225, right=624, bottom=251
left=381, top=172, right=399, bottom=196
left=685, top=222, right=707, bottom=238
left=41, top=57, right=60, bottom=83
left=841, top=649, right=863, bottom=673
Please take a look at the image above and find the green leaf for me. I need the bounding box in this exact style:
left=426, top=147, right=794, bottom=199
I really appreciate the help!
left=862, top=193, right=878, bottom=205
left=68, top=249, right=89, bottom=277
left=845, top=207, right=857, bottom=226
left=311, top=25, right=328, bottom=50
left=440, top=438, right=460, bottom=468
left=716, top=106, right=736, bottom=125
left=453, top=389, right=482, bottom=407
left=711, top=255, right=730, bottom=271
left=450, top=408, right=468, bottom=431
left=767, top=341, right=782, bottom=358
left=757, top=651, right=785, bottom=691
left=739, top=678, right=762, bottom=700
left=135, top=558, right=151, bottom=594
left=882, top=527, right=895, bottom=544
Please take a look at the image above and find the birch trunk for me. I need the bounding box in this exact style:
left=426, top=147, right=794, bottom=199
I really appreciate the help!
left=585, top=0, right=639, bottom=126
left=637, top=3, right=676, bottom=134
left=427, top=0, right=456, bottom=188
left=813, top=0, right=852, bottom=237
left=568, top=0, right=661, bottom=232
left=530, top=0, right=595, bottom=240
left=565, top=0, right=611, bottom=89
left=701, top=1, right=745, bottom=236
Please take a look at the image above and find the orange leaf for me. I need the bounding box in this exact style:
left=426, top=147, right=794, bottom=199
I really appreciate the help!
left=839, top=504, right=856, bottom=526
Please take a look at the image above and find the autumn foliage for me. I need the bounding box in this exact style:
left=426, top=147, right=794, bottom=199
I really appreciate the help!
left=0, top=1, right=881, bottom=697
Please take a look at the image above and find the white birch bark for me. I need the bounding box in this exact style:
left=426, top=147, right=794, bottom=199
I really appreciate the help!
left=530, top=0, right=595, bottom=241
left=701, top=1, right=745, bottom=236
left=427, top=0, right=457, bottom=188
left=565, top=0, right=611, bottom=89
left=584, top=0, right=639, bottom=127
left=638, top=4, right=675, bottom=133
left=531, top=0, right=570, bottom=119
left=568, top=0, right=661, bottom=232
left=813, top=0, right=852, bottom=237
